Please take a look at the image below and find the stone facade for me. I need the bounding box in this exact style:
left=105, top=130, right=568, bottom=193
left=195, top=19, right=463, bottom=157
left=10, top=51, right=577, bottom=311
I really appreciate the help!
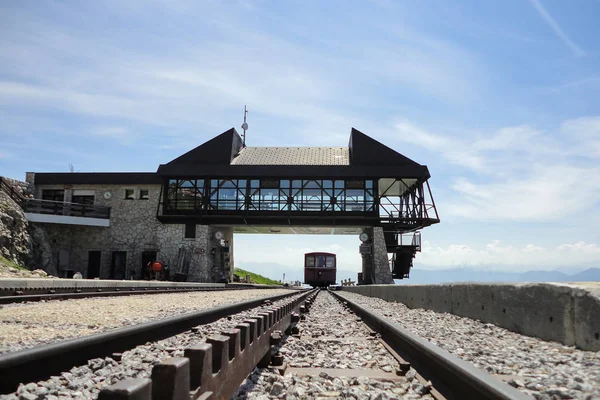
left=25, top=178, right=233, bottom=283
left=361, top=226, right=394, bottom=284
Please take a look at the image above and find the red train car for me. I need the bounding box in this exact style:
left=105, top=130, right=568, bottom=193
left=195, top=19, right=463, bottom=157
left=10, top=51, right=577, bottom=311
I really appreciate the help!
left=304, top=252, right=337, bottom=287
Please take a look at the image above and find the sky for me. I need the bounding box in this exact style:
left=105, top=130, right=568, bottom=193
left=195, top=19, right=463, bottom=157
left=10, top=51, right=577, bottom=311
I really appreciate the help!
left=1, top=0, right=599, bottom=281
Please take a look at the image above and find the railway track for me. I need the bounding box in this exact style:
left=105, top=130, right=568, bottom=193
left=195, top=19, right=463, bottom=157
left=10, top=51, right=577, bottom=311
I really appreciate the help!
left=19, top=289, right=528, bottom=400
left=0, top=289, right=313, bottom=395
left=0, top=283, right=279, bottom=305
left=0, top=289, right=539, bottom=399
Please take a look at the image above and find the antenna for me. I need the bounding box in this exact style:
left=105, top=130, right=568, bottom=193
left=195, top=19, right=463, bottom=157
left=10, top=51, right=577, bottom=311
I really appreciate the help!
left=241, top=105, right=248, bottom=147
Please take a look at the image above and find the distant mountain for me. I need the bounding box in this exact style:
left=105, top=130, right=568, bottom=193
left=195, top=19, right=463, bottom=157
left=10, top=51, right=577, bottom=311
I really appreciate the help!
left=571, top=268, right=600, bottom=282
left=236, top=261, right=600, bottom=285
left=396, top=267, right=600, bottom=284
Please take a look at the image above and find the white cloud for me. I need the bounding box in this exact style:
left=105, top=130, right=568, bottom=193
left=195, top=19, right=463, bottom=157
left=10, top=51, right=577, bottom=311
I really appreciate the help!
left=416, top=240, right=600, bottom=269
left=447, top=164, right=600, bottom=221
left=0, top=1, right=484, bottom=149
left=560, top=117, right=600, bottom=158
left=393, top=118, right=600, bottom=221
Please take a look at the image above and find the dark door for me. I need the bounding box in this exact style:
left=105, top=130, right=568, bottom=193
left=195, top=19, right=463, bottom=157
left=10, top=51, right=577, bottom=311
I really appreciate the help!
left=141, top=251, right=157, bottom=280
left=111, top=251, right=127, bottom=280
left=88, top=251, right=101, bottom=279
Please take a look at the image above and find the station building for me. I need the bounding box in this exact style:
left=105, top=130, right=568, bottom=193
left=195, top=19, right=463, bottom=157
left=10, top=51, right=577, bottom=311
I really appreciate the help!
left=21, top=128, right=439, bottom=284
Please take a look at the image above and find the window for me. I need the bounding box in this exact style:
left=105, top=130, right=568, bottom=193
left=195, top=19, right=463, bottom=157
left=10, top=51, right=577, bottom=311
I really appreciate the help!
left=72, top=195, right=94, bottom=205
left=184, top=223, right=196, bottom=239
left=139, top=190, right=149, bottom=200
left=72, top=189, right=95, bottom=205
left=305, top=255, right=315, bottom=267
left=125, top=189, right=135, bottom=200
left=42, top=190, right=64, bottom=202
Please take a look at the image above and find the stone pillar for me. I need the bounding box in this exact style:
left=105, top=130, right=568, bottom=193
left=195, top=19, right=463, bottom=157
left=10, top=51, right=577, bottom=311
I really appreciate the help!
left=361, top=227, right=394, bottom=284
left=205, top=227, right=234, bottom=283
left=220, top=227, right=234, bottom=282
left=25, top=172, right=35, bottom=196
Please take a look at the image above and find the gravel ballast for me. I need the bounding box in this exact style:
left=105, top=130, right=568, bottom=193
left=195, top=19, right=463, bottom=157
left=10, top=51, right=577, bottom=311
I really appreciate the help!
left=0, top=288, right=292, bottom=355
left=339, top=291, right=600, bottom=400
left=1, top=292, right=306, bottom=400
left=233, top=291, right=436, bottom=400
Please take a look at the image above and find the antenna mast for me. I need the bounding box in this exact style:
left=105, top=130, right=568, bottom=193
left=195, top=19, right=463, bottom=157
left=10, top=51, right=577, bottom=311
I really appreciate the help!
left=241, top=105, right=248, bottom=147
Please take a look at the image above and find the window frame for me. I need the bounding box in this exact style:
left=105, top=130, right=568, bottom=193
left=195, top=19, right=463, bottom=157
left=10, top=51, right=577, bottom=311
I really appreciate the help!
left=125, top=189, right=135, bottom=200
left=41, top=189, right=65, bottom=202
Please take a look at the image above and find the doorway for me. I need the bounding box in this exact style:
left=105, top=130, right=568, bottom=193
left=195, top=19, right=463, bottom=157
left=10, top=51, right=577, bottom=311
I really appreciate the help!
left=141, top=251, right=157, bottom=280
left=111, top=251, right=127, bottom=280
left=57, top=249, right=71, bottom=278
left=88, top=251, right=101, bottom=279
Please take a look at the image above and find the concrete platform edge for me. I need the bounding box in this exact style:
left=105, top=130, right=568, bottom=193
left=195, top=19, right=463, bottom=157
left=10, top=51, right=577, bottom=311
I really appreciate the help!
left=343, top=283, right=600, bottom=351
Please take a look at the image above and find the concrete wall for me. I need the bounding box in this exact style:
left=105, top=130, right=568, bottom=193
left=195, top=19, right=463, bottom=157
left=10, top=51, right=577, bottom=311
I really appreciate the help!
left=343, top=283, right=600, bottom=351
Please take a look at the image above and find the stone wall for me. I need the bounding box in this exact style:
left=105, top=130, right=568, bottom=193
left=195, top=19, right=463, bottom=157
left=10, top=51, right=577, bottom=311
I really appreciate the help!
left=29, top=182, right=232, bottom=282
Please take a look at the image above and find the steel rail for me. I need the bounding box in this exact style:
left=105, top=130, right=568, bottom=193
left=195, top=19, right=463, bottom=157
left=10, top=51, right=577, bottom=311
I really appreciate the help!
left=0, top=285, right=265, bottom=305
left=330, top=290, right=532, bottom=400
left=96, top=289, right=320, bottom=400
left=0, top=289, right=306, bottom=394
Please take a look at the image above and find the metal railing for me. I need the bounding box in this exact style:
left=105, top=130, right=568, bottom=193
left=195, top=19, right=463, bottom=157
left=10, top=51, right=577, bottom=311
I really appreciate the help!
left=399, top=232, right=421, bottom=251
left=24, top=199, right=111, bottom=219
left=0, top=178, right=26, bottom=209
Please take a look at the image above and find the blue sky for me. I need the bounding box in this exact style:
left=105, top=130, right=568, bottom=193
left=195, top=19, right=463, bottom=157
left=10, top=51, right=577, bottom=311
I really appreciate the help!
left=1, top=0, right=599, bottom=280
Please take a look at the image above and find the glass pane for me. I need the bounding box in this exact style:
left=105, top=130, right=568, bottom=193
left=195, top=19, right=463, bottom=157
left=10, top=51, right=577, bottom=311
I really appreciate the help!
left=221, top=180, right=235, bottom=188
left=280, top=180, right=290, bottom=188
left=305, top=255, right=315, bottom=267
left=346, top=180, right=364, bottom=189
left=366, top=180, right=373, bottom=189
left=261, top=180, right=279, bottom=188
left=323, top=180, right=333, bottom=188
left=315, top=255, right=326, bottom=267
left=326, top=256, right=335, bottom=268
left=181, top=180, right=194, bottom=188
left=335, top=180, right=344, bottom=188
left=251, top=180, right=260, bottom=188
left=304, top=180, right=320, bottom=189
left=292, top=180, right=302, bottom=188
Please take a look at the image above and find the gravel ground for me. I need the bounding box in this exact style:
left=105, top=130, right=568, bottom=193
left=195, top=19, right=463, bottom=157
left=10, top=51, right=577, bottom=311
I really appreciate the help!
left=339, top=291, right=600, bottom=400
left=0, top=288, right=292, bottom=355
left=233, top=291, right=436, bottom=400
left=1, top=292, right=306, bottom=400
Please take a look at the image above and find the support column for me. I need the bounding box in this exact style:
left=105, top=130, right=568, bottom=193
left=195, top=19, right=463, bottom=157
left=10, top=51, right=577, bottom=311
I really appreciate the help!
left=361, top=227, right=394, bottom=284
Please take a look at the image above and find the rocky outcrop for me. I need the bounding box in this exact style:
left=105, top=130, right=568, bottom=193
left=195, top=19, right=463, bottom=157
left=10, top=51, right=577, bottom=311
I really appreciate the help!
left=0, top=177, right=31, bottom=267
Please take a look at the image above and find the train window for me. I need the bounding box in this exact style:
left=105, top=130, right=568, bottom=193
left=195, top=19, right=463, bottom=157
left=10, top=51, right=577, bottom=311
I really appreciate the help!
left=315, top=255, right=327, bottom=267
left=305, top=255, right=315, bottom=267
left=326, top=256, right=335, bottom=268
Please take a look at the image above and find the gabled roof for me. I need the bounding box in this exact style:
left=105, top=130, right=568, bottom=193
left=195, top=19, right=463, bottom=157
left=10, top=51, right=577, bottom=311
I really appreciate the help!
left=165, top=128, right=243, bottom=166
left=349, top=128, right=421, bottom=167
left=231, top=147, right=349, bottom=165
left=157, top=127, right=430, bottom=179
